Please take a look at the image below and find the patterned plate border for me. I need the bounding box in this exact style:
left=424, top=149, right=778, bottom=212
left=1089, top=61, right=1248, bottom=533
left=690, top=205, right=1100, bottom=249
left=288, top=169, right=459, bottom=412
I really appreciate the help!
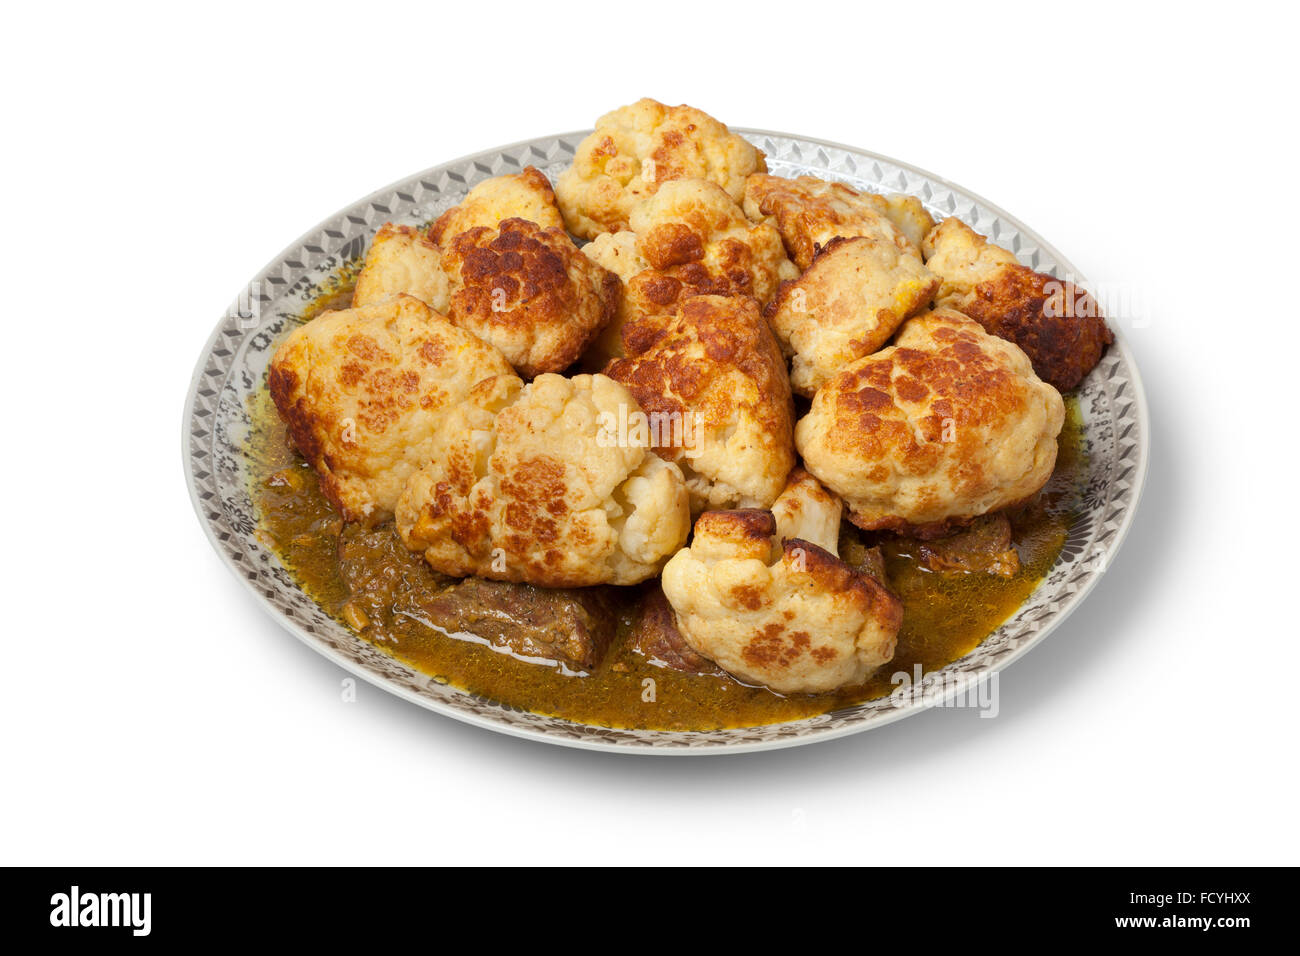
left=183, top=129, right=1149, bottom=754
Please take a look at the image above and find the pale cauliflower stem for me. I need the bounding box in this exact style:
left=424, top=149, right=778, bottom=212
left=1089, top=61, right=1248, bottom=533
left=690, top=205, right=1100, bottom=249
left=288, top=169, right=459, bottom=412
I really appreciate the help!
left=604, top=295, right=795, bottom=514
left=428, top=166, right=565, bottom=247
left=765, top=235, right=940, bottom=396
left=440, top=218, right=620, bottom=378
left=396, top=373, right=690, bottom=587
left=922, top=217, right=1113, bottom=392
left=661, top=473, right=902, bottom=694
left=581, top=179, right=797, bottom=366
left=770, top=467, right=843, bottom=552
left=556, top=98, right=767, bottom=239
left=796, top=308, right=1065, bottom=535
left=268, top=294, right=513, bottom=524
left=743, top=173, right=930, bottom=271
left=352, top=223, right=451, bottom=313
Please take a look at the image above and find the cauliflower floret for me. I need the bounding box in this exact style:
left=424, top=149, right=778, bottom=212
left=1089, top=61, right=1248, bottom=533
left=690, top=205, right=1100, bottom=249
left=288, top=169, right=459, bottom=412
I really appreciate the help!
left=582, top=230, right=649, bottom=283
left=440, top=218, right=620, bottom=377
left=580, top=179, right=796, bottom=366
left=396, top=373, right=690, bottom=587
left=556, top=98, right=767, bottom=239
left=795, top=308, right=1065, bottom=535
left=352, top=223, right=450, bottom=312
left=744, top=173, right=924, bottom=270
left=580, top=231, right=653, bottom=368
left=765, top=235, right=939, bottom=396
left=428, top=166, right=565, bottom=247
left=922, top=217, right=1113, bottom=391
left=627, top=179, right=796, bottom=303
left=921, top=217, right=1021, bottom=300
left=268, top=294, right=514, bottom=524
left=770, top=467, right=842, bottom=552
left=878, top=193, right=935, bottom=251
left=603, top=295, right=795, bottom=514
left=660, top=472, right=902, bottom=694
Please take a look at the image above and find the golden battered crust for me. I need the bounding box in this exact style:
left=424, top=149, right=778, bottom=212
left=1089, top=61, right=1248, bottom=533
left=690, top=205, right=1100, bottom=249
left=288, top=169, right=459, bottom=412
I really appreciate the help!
left=743, top=173, right=922, bottom=270
left=352, top=223, right=450, bottom=312
left=603, top=294, right=796, bottom=513
left=429, top=166, right=564, bottom=247
left=395, top=373, right=691, bottom=587
left=923, top=217, right=1112, bottom=390
left=556, top=98, right=767, bottom=239
left=795, top=308, right=1065, bottom=533
left=268, top=294, right=513, bottom=525
left=441, top=218, right=620, bottom=377
left=580, top=179, right=796, bottom=366
left=660, top=471, right=902, bottom=694
left=765, top=236, right=939, bottom=396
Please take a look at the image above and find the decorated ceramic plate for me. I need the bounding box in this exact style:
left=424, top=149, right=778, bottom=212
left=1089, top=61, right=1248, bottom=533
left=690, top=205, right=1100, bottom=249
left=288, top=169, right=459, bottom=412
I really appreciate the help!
left=184, top=127, right=1148, bottom=754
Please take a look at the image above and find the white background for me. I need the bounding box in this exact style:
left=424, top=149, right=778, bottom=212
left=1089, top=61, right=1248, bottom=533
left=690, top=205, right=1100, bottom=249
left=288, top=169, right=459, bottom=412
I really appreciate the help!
left=3, top=1, right=1295, bottom=865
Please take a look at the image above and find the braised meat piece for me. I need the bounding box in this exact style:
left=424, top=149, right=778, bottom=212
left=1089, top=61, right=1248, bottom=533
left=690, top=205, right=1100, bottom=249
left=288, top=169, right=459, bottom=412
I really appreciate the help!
left=915, top=512, right=1020, bottom=577
left=337, top=525, right=451, bottom=628
left=337, top=525, right=617, bottom=673
left=404, top=578, right=618, bottom=674
left=626, top=587, right=723, bottom=676
left=838, top=532, right=890, bottom=586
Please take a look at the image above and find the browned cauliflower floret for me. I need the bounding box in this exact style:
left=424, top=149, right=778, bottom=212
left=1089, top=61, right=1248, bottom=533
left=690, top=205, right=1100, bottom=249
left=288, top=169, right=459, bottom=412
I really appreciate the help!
left=795, top=308, right=1065, bottom=536
left=440, top=218, right=620, bottom=377
left=744, top=173, right=925, bottom=270
left=352, top=223, right=450, bottom=312
left=878, top=193, right=935, bottom=251
left=765, top=236, right=939, bottom=396
left=268, top=294, right=513, bottom=524
left=603, top=294, right=795, bottom=514
left=396, top=373, right=690, bottom=587
left=626, top=179, right=796, bottom=302
left=581, top=179, right=796, bottom=365
left=556, top=98, right=767, bottom=239
left=660, top=471, right=902, bottom=694
left=922, top=217, right=1021, bottom=298
left=428, top=166, right=564, bottom=247
left=923, top=217, right=1113, bottom=391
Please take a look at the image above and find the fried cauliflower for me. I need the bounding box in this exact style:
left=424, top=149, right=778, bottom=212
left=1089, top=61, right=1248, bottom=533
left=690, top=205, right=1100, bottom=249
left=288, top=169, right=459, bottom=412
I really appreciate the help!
left=770, top=467, right=843, bottom=553
left=268, top=294, right=514, bottom=524
left=660, top=473, right=902, bottom=694
left=765, top=236, right=939, bottom=396
left=582, top=230, right=649, bottom=283
left=440, top=218, right=620, bottom=377
left=352, top=223, right=450, bottom=312
left=743, top=173, right=925, bottom=270
left=581, top=179, right=796, bottom=365
left=396, top=373, right=690, bottom=587
left=603, top=294, right=795, bottom=514
left=923, top=217, right=1113, bottom=391
left=428, top=166, right=564, bottom=247
left=795, top=308, right=1065, bottom=535
left=556, top=98, right=767, bottom=239
left=877, top=193, right=935, bottom=251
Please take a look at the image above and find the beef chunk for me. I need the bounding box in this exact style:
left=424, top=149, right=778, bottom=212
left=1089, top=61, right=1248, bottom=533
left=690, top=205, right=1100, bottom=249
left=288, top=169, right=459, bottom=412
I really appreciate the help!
left=336, top=525, right=451, bottom=633
left=338, top=524, right=616, bottom=673
left=405, top=578, right=618, bottom=673
left=627, top=588, right=723, bottom=676
left=915, top=512, right=1020, bottom=577
left=838, top=533, right=890, bottom=586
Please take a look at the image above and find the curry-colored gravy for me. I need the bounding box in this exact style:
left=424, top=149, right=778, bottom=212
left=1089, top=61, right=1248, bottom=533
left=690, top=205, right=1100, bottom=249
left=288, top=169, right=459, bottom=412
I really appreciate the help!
left=247, top=295, right=1085, bottom=731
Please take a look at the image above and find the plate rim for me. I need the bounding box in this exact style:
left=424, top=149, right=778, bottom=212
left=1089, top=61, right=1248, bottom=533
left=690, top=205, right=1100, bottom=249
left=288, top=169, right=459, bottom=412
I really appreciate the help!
left=183, top=128, right=1150, bottom=755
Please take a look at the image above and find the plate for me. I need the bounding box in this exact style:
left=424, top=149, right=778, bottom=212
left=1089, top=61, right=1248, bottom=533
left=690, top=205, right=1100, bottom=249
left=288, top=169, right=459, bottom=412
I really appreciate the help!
left=183, top=129, right=1149, bottom=753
